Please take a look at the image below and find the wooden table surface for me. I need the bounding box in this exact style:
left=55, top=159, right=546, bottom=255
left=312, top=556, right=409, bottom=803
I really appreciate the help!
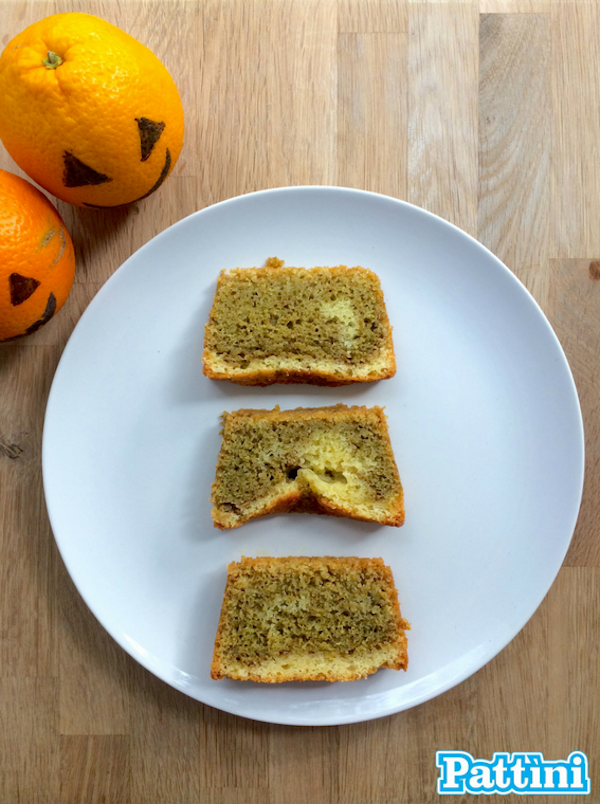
left=1, top=1, right=599, bottom=802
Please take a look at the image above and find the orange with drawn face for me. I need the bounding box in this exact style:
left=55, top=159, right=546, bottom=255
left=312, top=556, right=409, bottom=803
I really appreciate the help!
left=0, top=169, right=75, bottom=341
left=0, top=13, right=184, bottom=207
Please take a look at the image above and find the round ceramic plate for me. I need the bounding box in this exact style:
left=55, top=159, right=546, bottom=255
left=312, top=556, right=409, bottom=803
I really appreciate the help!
left=42, top=187, right=584, bottom=726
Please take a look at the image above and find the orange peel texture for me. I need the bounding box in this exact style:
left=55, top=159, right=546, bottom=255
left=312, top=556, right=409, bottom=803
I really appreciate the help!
left=0, top=13, right=184, bottom=207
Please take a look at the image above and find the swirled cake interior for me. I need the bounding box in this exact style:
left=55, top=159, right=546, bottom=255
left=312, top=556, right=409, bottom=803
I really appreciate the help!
left=202, top=258, right=396, bottom=385
left=210, top=556, right=410, bottom=682
left=211, top=405, right=404, bottom=529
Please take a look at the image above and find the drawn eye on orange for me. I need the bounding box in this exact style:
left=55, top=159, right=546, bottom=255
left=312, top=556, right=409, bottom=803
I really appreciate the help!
left=136, top=117, right=165, bottom=162
left=63, top=153, right=111, bottom=187
left=62, top=116, right=171, bottom=207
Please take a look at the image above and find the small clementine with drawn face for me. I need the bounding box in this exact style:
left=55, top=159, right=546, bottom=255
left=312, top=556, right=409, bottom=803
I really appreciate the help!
left=0, top=169, right=75, bottom=342
left=0, top=13, right=184, bottom=207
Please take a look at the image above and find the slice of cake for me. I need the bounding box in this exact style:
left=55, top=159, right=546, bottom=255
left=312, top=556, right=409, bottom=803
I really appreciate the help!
left=211, top=404, right=404, bottom=529
left=202, top=257, right=396, bottom=385
left=210, top=556, right=410, bottom=682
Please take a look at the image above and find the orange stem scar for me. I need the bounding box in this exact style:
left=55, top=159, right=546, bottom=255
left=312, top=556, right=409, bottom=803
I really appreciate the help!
left=43, top=51, right=63, bottom=69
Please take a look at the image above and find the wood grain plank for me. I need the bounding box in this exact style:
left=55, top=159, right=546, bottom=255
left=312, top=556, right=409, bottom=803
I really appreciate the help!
left=60, top=735, right=130, bottom=804
left=199, top=0, right=337, bottom=204
left=266, top=681, right=477, bottom=804
left=199, top=790, right=272, bottom=804
left=199, top=706, right=270, bottom=788
left=407, top=2, right=479, bottom=234
left=551, top=1, right=600, bottom=257
left=480, top=0, right=552, bottom=11
left=478, top=13, right=551, bottom=304
left=339, top=0, right=407, bottom=33
left=475, top=608, right=549, bottom=755
left=338, top=681, right=477, bottom=803
left=264, top=0, right=338, bottom=187
left=58, top=570, right=130, bottom=735
left=547, top=568, right=600, bottom=775
left=129, top=666, right=201, bottom=804
left=0, top=678, right=59, bottom=804
left=474, top=569, right=600, bottom=803
left=196, top=0, right=270, bottom=205
left=268, top=725, right=338, bottom=803
left=547, top=259, right=600, bottom=567
left=337, top=33, right=408, bottom=198
left=0, top=345, right=59, bottom=678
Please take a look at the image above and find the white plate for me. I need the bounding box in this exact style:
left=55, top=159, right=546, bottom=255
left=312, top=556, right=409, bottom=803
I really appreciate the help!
left=42, top=187, right=584, bottom=726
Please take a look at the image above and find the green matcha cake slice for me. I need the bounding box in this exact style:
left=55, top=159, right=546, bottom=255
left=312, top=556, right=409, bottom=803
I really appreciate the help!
left=202, top=257, right=396, bottom=385
left=211, top=404, right=404, bottom=529
left=210, top=556, right=410, bottom=682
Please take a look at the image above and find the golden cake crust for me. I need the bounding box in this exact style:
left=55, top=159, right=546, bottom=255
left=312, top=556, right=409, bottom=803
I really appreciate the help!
left=210, top=556, right=410, bottom=683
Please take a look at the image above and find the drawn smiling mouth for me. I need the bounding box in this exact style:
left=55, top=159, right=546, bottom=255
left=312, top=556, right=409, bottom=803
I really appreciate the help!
left=80, top=148, right=171, bottom=208
left=61, top=117, right=172, bottom=208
